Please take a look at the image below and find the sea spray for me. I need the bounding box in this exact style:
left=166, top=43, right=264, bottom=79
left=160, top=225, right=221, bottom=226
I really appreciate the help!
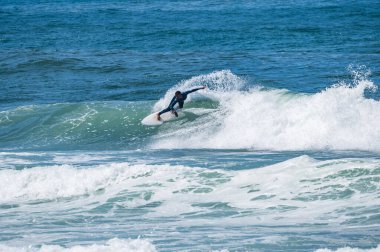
left=153, top=71, right=380, bottom=152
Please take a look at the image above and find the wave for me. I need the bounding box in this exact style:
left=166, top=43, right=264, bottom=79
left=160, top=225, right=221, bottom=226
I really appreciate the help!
left=1, top=70, right=379, bottom=152
left=151, top=70, right=380, bottom=152
left=0, top=101, right=155, bottom=150
left=0, top=238, right=156, bottom=252
left=1, top=156, right=379, bottom=226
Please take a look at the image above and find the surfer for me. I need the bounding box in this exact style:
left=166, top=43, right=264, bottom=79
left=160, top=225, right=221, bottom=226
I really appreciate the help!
left=157, top=86, right=206, bottom=121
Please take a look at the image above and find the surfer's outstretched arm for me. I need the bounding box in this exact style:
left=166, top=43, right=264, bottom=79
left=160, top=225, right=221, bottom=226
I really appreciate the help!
left=183, top=86, right=206, bottom=95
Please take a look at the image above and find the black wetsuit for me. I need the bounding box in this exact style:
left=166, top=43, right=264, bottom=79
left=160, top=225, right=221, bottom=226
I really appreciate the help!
left=158, top=88, right=203, bottom=116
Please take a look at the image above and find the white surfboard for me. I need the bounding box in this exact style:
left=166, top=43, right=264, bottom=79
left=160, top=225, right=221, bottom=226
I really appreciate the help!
left=141, top=110, right=183, bottom=126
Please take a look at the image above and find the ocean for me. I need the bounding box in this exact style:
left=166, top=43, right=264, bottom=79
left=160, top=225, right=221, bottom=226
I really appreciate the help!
left=1, top=0, right=380, bottom=251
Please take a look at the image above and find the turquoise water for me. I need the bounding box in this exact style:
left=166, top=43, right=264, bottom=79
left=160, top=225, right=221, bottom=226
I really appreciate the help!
left=1, top=1, right=380, bottom=251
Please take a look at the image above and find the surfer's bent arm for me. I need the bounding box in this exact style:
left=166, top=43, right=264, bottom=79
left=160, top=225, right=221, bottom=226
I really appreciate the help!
left=169, top=98, right=178, bottom=110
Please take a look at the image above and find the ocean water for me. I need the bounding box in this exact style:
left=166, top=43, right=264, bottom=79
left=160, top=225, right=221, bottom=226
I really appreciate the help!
left=1, top=0, right=380, bottom=251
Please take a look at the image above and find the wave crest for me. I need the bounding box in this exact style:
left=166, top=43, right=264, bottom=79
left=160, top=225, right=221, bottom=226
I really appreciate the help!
left=153, top=71, right=380, bottom=152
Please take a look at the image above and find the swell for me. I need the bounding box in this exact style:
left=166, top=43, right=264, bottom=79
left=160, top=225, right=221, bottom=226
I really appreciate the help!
left=0, top=101, right=156, bottom=150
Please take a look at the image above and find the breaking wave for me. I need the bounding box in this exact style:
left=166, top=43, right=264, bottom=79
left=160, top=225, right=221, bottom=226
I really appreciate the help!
left=1, top=70, right=379, bottom=152
left=152, top=70, right=380, bottom=152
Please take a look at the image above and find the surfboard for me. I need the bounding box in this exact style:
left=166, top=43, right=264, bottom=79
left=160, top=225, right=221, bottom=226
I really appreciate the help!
left=141, top=110, right=183, bottom=126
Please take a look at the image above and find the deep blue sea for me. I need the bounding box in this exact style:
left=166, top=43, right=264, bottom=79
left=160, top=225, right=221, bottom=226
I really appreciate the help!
left=1, top=1, right=380, bottom=251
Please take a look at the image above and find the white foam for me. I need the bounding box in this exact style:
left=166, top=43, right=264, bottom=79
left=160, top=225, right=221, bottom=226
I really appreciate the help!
left=1, top=156, right=379, bottom=226
left=152, top=71, right=380, bottom=152
left=0, top=162, right=185, bottom=203
left=315, top=245, right=380, bottom=252
left=0, top=238, right=156, bottom=252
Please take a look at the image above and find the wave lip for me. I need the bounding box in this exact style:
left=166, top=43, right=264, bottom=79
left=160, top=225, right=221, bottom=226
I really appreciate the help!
left=152, top=71, right=380, bottom=152
left=153, top=70, right=245, bottom=111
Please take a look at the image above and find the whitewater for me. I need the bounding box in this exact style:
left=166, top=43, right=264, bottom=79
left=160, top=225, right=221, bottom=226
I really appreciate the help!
left=152, top=70, right=380, bottom=151
left=1, top=70, right=380, bottom=251
left=1, top=0, right=380, bottom=251
left=0, top=152, right=379, bottom=251
left=2, top=70, right=380, bottom=152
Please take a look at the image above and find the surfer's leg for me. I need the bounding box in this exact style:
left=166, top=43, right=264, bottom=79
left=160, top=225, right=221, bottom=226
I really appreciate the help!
left=157, top=107, right=171, bottom=120
left=158, top=107, right=171, bottom=116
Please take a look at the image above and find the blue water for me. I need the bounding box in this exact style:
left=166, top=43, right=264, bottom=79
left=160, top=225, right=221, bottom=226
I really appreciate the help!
left=1, top=1, right=380, bottom=251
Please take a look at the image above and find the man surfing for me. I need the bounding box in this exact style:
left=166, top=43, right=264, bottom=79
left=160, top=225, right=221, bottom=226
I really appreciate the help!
left=157, top=86, right=206, bottom=121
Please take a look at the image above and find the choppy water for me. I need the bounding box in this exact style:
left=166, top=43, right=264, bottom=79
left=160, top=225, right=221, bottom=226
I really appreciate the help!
left=1, top=1, right=380, bottom=251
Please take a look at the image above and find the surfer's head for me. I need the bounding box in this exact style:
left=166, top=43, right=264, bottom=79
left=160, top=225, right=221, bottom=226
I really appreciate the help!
left=175, top=91, right=182, bottom=98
